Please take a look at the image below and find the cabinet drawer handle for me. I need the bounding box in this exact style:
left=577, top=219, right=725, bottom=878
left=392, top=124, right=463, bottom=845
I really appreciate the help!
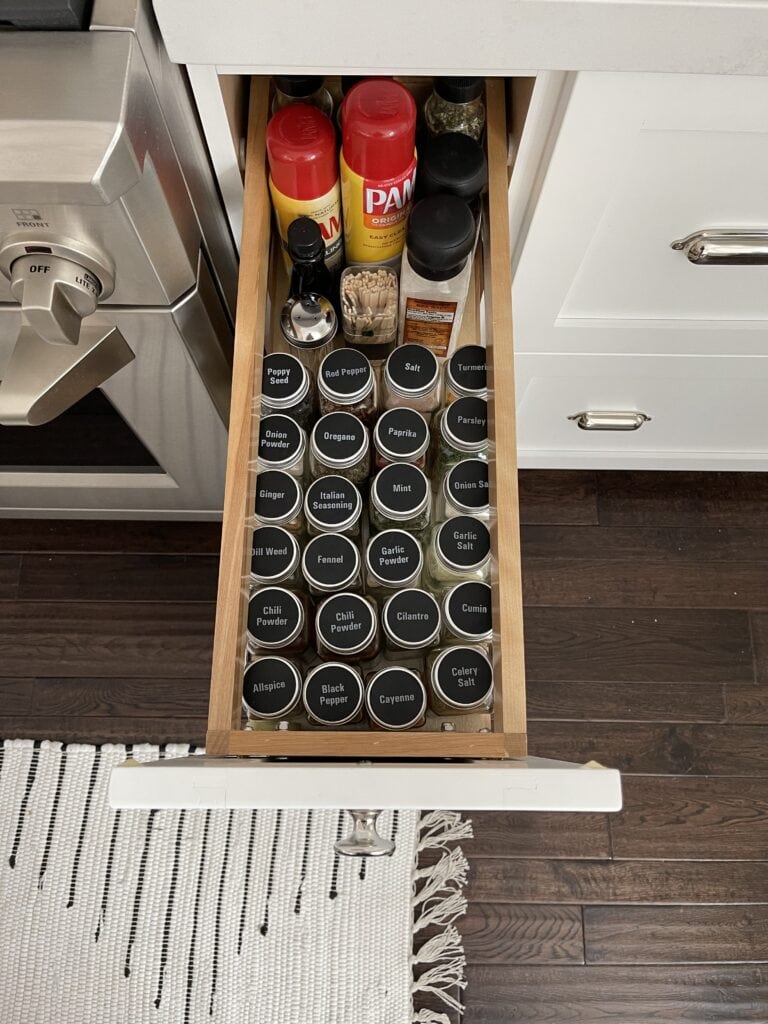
left=334, top=809, right=395, bottom=858
left=568, top=411, right=651, bottom=431
left=671, top=229, right=768, bottom=265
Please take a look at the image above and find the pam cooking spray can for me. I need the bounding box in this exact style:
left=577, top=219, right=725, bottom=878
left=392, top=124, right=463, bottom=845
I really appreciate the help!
left=340, top=80, right=417, bottom=265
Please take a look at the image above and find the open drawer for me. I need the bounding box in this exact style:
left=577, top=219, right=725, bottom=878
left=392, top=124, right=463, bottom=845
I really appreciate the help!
left=111, top=76, right=621, bottom=828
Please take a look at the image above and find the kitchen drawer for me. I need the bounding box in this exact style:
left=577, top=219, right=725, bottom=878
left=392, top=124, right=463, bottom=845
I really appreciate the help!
left=517, top=352, right=768, bottom=470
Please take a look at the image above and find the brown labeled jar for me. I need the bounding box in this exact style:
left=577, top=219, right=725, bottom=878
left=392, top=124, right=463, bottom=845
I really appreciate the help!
left=254, top=470, right=304, bottom=533
left=303, top=662, right=365, bottom=726
left=302, top=533, right=363, bottom=596
left=438, top=458, right=490, bottom=520
left=315, top=591, right=379, bottom=661
left=364, top=528, right=423, bottom=599
left=427, top=645, right=493, bottom=715
left=445, top=344, right=487, bottom=402
left=365, top=666, right=427, bottom=730
left=382, top=588, right=441, bottom=655
left=442, top=580, right=493, bottom=645
left=247, top=586, right=311, bottom=654
left=243, top=656, right=302, bottom=721
left=250, top=525, right=302, bottom=587
left=369, top=463, right=431, bottom=535
left=318, top=347, right=377, bottom=425
left=309, top=411, right=370, bottom=484
left=304, top=475, right=362, bottom=537
left=381, top=343, right=441, bottom=415
left=261, top=351, right=315, bottom=430
left=373, top=407, right=430, bottom=470
left=257, top=413, right=307, bottom=480
left=423, top=515, right=491, bottom=594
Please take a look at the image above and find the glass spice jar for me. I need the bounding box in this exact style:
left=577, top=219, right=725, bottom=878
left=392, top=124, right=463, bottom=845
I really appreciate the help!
left=382, top=588, right=442, bottom=655
left=251, top=524, right=302, bottom=588
left=315, top=591, right=380, bottom=661
left=261, top=351, right=315, bottom=430
left=369, top=463, right=431, bottom=535
left=303, top=662, right=365, bottom=726
left=438, top=458, right=490, bottom=520
left=416, top=132, right=488, bottom=214
left=309, top=411, right=370, bottom=484
left=243, top=655, right=302, bottom=721
left=304, top=475, right=362, bottom=536
left=432, top=396, right=488, bottom=477
left=247, top=586, right=311, bottom=654
left=423, top=515, right=491, bottom=594
left=271, top=75, right=334, bottom=118
left=381, top=344, right=441, bottom=416
left=254, top=470, right=304, bottom=534
left=442, top=580, right=493, bottom=645
left=364, top=529, right=423, bottom=599
left=318, top=348, right=378, bottom=425
left=302, top=533, right=363, bottom=596
left=257, top=413, right=307, bottom=480
left=427, top=645, right=493, bottom=716
left=424, top=77, right=486, bottom=141
left=365, top=666, right=427, bottom=731
left=445, top=344, right=487, bottom=402
left=373, top=407, right=430, bottom=469
left=279, top=293, right=340, bottom=379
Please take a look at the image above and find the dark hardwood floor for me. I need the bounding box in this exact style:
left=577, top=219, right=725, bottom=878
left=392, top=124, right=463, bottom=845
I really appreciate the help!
left=2, top=471, right=768, bottom=1022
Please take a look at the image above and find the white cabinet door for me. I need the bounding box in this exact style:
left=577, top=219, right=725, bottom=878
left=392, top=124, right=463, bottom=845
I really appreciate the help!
left=512, top=72, right=768, bottom=357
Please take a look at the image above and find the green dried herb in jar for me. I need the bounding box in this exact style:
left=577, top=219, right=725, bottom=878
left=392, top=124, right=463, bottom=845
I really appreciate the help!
left=369, top=463, right=431, bottom=535
left=304, top=475, right=362, bottom=536
left=250, top=524, right=302, bottom=588
left=309, top=411, right=371, bottom=484
left=432, top=396, right=488, bottom=476
left=381, top=588, right=441, bottom=655
left=424, top=77, right=486, bottom=141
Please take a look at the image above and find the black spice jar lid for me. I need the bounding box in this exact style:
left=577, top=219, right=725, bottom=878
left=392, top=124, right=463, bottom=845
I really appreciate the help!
left=254, top=470, right=303, bottom=526
left=431, top=645, right=493, bottom=710
left=447, top=344, right=487, bottom=399
left=287, top=216, right=325, bottom=262
left=247, top=586, right=305, bottom=649
left=366, top=667, right=427, bottom=730
left=316, top=591, right=377, bottom=656
left=384, top=343, right=439, bottom=398
left=302, top=533, right=361, bottom=593
left=258, top=414, right=305, bottom=470
left=442, top=396, right=488, bottom=452
left=251, top=525, right=300, bottom=584
left=318, top=348, right=374, bottom=405
left=435, top=515, right=491, bottom=573
left=311, top=411, right=369, bottom=469
left=434, top=76, right=484, bottom=104
left=303, top=662, right=364, bottom=725
left=366, top=529, right=423, bottom=588
left=262, top=352, right=310, bottom=410
left=418, top=132, right=488, bottom=202
left=444, top=580, right=493, bottom=642
left=243, top=656, right=301, bottom=719
left=406, top=195, right=475, bottom=280
left=374, top=407, right=430, bottom=462
left=274, top=75, right=325, bottom=97
left=371, top=463, right=430, bottom=521
left=443, top=458, right=489, bottom=515
left=304, top=475, right=362, bottom=532
left=382, top=588, right=441, bottom=649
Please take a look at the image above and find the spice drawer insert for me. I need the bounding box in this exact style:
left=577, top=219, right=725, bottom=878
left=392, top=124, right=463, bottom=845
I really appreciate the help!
left=206, top=76, right=525, bottom=760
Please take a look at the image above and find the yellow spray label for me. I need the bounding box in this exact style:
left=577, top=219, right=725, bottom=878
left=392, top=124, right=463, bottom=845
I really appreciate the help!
left=340, top=151, right=417, bottom=264
left=268, top=178, right=344, bottom=272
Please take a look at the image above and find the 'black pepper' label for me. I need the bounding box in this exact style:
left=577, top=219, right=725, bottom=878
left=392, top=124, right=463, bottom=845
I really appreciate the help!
left=367, top=530, right=422, bottom=585
left=316, top=593, right=375, bottom=653
left=304, top=663, right=363, bottom=724
left=434, top=646, right=493, bottom=708
left=445, top=581, right=492, bottom=640
left=366, top=668, right=426, bottom=729
left=248, top=587, right=303, bottom=646
left=373, top=463, right=429, bottom=517
left=384, top=589, right=440, bottom=647
left=374, top=407, right=429, bottom=459
left=445, top=458, right=489, bottom=512
left=243, top=657, right=300, bottom=718
left=437, top=515, right=490, bottom=570
left=305, top=475, right=360, bottom=529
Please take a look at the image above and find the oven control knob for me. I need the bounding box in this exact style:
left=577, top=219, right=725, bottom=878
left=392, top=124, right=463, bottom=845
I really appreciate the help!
left=9, top=253, right=102, bottom=346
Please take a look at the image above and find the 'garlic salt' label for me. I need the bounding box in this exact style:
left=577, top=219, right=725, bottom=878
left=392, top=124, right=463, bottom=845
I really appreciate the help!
left=402, top=297, right=458, bottom=357
left=340, top=152, right=417, bottom=263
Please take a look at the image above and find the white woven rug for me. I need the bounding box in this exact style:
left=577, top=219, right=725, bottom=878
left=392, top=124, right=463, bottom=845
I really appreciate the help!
left=0, top=740, right=471, bottom=1024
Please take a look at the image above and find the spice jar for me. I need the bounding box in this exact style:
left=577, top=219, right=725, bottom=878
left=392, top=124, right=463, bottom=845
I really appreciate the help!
left=416, top=132, right=488, bottom=214
left=272, top=76, right=334, bottom=118
left=302, top=533, right=362, bottom=596
left=261, top=352, right=315, bottom=430
left=303, top=662, right=364, bottom=726
left=382, top=343, right=441, bottom=415
left=382, top=588, right=441, bottom=655
left=365, top=529, right=423, bottom=598
left=438, top=458, right=490, bottom=520
left=369, top=463, right=431, bottom=535
left=442, top=581, right=493, bottom=644
left=318, top=348, right=377, bottom=424
left=340, top=265, right=398, bottom=359
left=432, top=396, right=488, bottom=476
left=445, top=344, right=487, bottom=402
left=373, top=407, right=430, bottom=469
left=243, top=656, right=302, bottom=721
left=254, top=470, right=304, bottom=534
left=423, top=515, right=491, bottom=594
left=365, top=666, right=427, bottom=731
left=287, top=217, right=334, bottom=299
left=398, top=195, right=476, bottom=359
left=257, top=414, right=307, bottom=480
left=304, top=475, right=362, bottom=536
left=309, top=411, right=370, bottom=484
left=315, top=591, right=379, bottom=661
left=247, top=586, right=311, bottom=654
left=427, top=645, right=493, bottom=716
left=424, top=77, right=486, bottom=141
left=251, top=525, right=302, bottom=588
left=279, top=293, right=340, bottom=378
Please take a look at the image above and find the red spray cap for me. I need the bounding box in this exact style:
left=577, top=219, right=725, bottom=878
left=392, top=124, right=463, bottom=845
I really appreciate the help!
left=266, top=104, right=338, bottom=200
left=342, top=79, right=416, bottom=180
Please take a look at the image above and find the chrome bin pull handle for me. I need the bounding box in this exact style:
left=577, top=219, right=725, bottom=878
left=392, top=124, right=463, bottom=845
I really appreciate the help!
left=671, top=229, right=768, bottom=265
left=568, top=411, right=651, bottom=432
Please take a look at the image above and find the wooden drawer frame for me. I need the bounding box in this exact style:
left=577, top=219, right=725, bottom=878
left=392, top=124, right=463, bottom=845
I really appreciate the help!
left=206, top=76, right=526, bottom=760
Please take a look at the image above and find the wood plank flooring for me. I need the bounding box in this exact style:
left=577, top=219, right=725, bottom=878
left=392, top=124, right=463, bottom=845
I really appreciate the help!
left=2, top=470, right=767, bottom=1022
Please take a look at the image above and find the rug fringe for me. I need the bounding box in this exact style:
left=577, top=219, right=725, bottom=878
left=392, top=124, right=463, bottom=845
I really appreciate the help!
left=417, top=810, right=474, bottom=852
left=412, top=1009, right=453, bottom=1023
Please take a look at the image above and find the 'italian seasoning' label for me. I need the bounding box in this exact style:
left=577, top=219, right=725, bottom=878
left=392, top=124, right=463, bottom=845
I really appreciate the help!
left=305, top=475, right=360, bottom=529
left=402, top=297, right=458, bottom=357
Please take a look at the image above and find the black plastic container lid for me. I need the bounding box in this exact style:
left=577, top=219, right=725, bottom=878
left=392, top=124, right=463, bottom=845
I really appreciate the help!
left=303, top=662, right=364, bottom=725
left=247, top=587, right=304, bottom=647
left=302, top=533, right=360, bottom=591
left=262, top=352, right=309, bottom=408
left=418, top=132, right=488, bottom=202
left=366, top=667, right=426, bottom=730
left=255, top=470, right=302, bottom=524
left=374, top=407, right=430, bottom=461
left=311, top=411, right=368, bottom=467
left=318, top=348, right=373, bottom=403
left=406, top=195, right=476, bottom=280
left=432, top=646, right=493, bottom=709
left=251, top=525, right=300, bottom=582
left=371, top=463, right=430, bottom=520
left=444, top=458, right=489, bottom=514
left=258, top=414, right=304, bottom=467
left=287, top=216, right=325, bottom=261
left=385, top=343, right=439, bottom=397
left=366, top=529, right=423, bottom=587
left=316, top=592, right=376, bottom=655
left=383, top=589, right=441, bottom=648
left=442, top=396, right=488, bottom=451
left=305, top=475, right=361, bottom=531
left=243, top=657, right=301, bottom=719
left=434, top=76, right=483, bottom=103
left=444, top=581, right=493, bottom=641
left=447, top=344, right=487, bottom=397
left=436, top=516, right=491, bottom=572
left=274, top=75, right=325, bottom=97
